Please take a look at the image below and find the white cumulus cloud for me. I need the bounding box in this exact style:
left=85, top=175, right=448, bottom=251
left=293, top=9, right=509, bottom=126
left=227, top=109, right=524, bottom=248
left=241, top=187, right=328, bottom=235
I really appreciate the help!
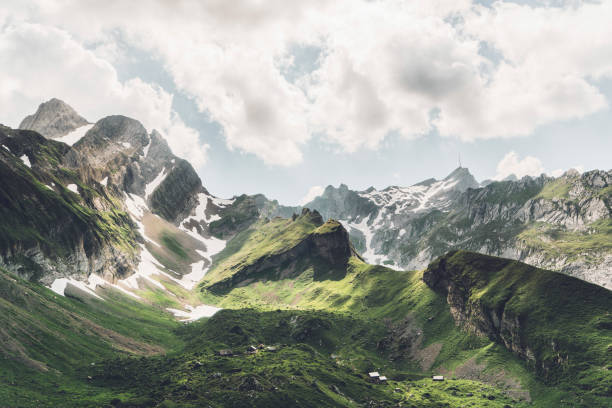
left=3, top=0, right=612, bottom=167
left=300, top=185, right=325, bottom=205
left=494, top=151, right=545, bottom=180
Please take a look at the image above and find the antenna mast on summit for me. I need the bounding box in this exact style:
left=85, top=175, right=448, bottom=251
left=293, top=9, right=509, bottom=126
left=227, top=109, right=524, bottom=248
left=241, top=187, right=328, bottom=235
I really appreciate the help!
left=458, top=153, right=462, bottom=168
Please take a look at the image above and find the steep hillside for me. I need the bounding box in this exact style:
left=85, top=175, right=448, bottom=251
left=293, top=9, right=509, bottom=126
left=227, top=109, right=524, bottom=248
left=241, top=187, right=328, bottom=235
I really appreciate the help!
left=424, top=251, right=612, bottom=397
left=0, top=266, right=184, bottom=406
left=202, top=209, right=359, bottom=291
left=0, top=125, right=139, bottom=284
left=294, top=168, right=612, bottom=288
left=1, top=100, right=254, bottom=312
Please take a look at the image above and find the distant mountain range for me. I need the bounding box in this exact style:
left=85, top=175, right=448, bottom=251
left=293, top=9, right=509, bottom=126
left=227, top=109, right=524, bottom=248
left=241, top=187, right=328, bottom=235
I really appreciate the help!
left=284, top=165, right=612, bottom=289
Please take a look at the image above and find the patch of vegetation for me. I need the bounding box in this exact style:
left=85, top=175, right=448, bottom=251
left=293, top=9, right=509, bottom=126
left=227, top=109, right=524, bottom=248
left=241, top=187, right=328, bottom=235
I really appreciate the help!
left=202, top=211, right=322, bottom=286
left=161, top=231, right=189, bottom=260
left=536, top=178, right=572, bottom=200
left=517, top=219, right=612, bottom=263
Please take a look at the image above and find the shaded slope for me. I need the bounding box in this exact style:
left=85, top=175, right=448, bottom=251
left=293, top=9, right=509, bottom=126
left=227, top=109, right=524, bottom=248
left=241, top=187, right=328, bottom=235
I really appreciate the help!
left=0, top=125, right=139, bottom=283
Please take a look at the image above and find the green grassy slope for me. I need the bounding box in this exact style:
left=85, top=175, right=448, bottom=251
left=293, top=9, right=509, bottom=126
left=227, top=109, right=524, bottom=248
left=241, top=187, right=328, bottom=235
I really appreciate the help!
left=84, top=309, right=522, bottom=408
left=0, top=267, right=184, bottom=406
left=194, top=214, right=611, bottom=407
left=424, top=250, right=612, bottom=403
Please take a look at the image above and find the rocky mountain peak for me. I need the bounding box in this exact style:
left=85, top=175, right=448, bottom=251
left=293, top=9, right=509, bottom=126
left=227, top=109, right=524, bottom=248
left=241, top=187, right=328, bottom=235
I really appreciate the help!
left=19, top=98, right=89, bottom=139
left=77, top=115, right=148, bottom=149
left=442, top=166, right=480, bottom=191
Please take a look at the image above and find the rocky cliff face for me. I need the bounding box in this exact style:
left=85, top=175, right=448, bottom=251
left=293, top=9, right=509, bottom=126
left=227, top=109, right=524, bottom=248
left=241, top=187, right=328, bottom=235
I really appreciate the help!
left=19, top=98, right=89, bottom=139
left=292, top=167, right=611, bottom=288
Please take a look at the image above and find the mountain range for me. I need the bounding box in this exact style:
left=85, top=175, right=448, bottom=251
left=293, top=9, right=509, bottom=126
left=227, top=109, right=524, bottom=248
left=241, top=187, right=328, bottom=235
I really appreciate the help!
left=294, top=166, right=612, bottom=289
left=0, top=99, right=610, bottom=407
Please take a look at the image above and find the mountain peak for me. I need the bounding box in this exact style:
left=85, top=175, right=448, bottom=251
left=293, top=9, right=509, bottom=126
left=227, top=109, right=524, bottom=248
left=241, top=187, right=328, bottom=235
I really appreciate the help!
left=444, top=166, right=469, bottom=180
left=443, top=166, right=479, bottom=191
left=19, top=98, right=89, bottom=139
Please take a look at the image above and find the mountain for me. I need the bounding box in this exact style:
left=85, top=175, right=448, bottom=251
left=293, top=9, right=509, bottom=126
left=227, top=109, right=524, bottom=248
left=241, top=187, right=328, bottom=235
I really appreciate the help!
left=297, top=167, right=612, bottom=289
left=19, top=98, right=89, bottom=140
left=1, top=100, right=263, bottom=316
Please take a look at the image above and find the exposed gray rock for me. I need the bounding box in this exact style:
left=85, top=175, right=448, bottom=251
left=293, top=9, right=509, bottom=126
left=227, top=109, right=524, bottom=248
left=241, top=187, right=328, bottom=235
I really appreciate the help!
left=19, top=98, right=89, bottom=139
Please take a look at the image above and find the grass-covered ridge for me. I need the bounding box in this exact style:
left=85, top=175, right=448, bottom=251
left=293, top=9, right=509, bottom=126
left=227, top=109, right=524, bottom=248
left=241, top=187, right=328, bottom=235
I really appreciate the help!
left=424, top=250, right=612, bottom=404
left=201, top=209, right=326, bottom=287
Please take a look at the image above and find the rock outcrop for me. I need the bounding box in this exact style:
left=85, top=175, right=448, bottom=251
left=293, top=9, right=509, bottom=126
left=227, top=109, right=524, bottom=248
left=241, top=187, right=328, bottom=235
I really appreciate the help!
left=0, top=125, right=138, bottom=284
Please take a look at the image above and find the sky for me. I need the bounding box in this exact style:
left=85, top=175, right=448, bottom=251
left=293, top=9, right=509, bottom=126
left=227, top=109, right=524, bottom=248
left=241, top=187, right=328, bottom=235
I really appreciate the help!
left=1, top=0, right=611, bottom=205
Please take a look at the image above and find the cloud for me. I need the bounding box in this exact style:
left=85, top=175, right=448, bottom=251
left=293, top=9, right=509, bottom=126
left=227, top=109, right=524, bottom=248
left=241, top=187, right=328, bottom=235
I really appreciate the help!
left=299, top=185, right=325, bottom=205
left=3, top=0, right=612, bottom=166
left=0, top=21, right=206, bottom=166
left=494, top=151, right=545, bottom=180
left=549, top=168, right=565, bottom=178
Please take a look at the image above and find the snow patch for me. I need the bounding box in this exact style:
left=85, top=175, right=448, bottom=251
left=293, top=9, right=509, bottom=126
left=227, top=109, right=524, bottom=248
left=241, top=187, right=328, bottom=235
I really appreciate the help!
left=44, top=184, right=53, bottom=190
left=124, top=193, right=148, bottom=219
left=49, top=277, right=104, bottom=300
left=142, top=139, right=151, bottom=158
left=87, top=274, right=142, bottom=300
left=179, top=233, right=226, bottom=289
left=67, top=184, right=79, bottom=194
left=20, top=154, right=31, bottom=168
left=2, top=145, right=9, bottom=151
left=55, top=123, right=94, bottom=146
left=121, top=142, right=132, bottom=149
left=145, top=168, right=167, bottom=198
left=167, top=304, right=221, bottom=322
left=120, top=244, right=166, bottom=290
left=123, top=193, right=159, bottom=247
left=212, top=196, right=235, bottom=207
left=345, top=216, right=377, bottom=263
left=100, top=176, right=108, bottom=186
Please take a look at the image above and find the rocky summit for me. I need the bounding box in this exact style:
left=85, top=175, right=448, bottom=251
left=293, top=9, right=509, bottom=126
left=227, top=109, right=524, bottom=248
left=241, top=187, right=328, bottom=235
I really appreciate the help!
left=19, top=98, right=90, bottom=139
left=0, top=99, right=610, bottom=408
